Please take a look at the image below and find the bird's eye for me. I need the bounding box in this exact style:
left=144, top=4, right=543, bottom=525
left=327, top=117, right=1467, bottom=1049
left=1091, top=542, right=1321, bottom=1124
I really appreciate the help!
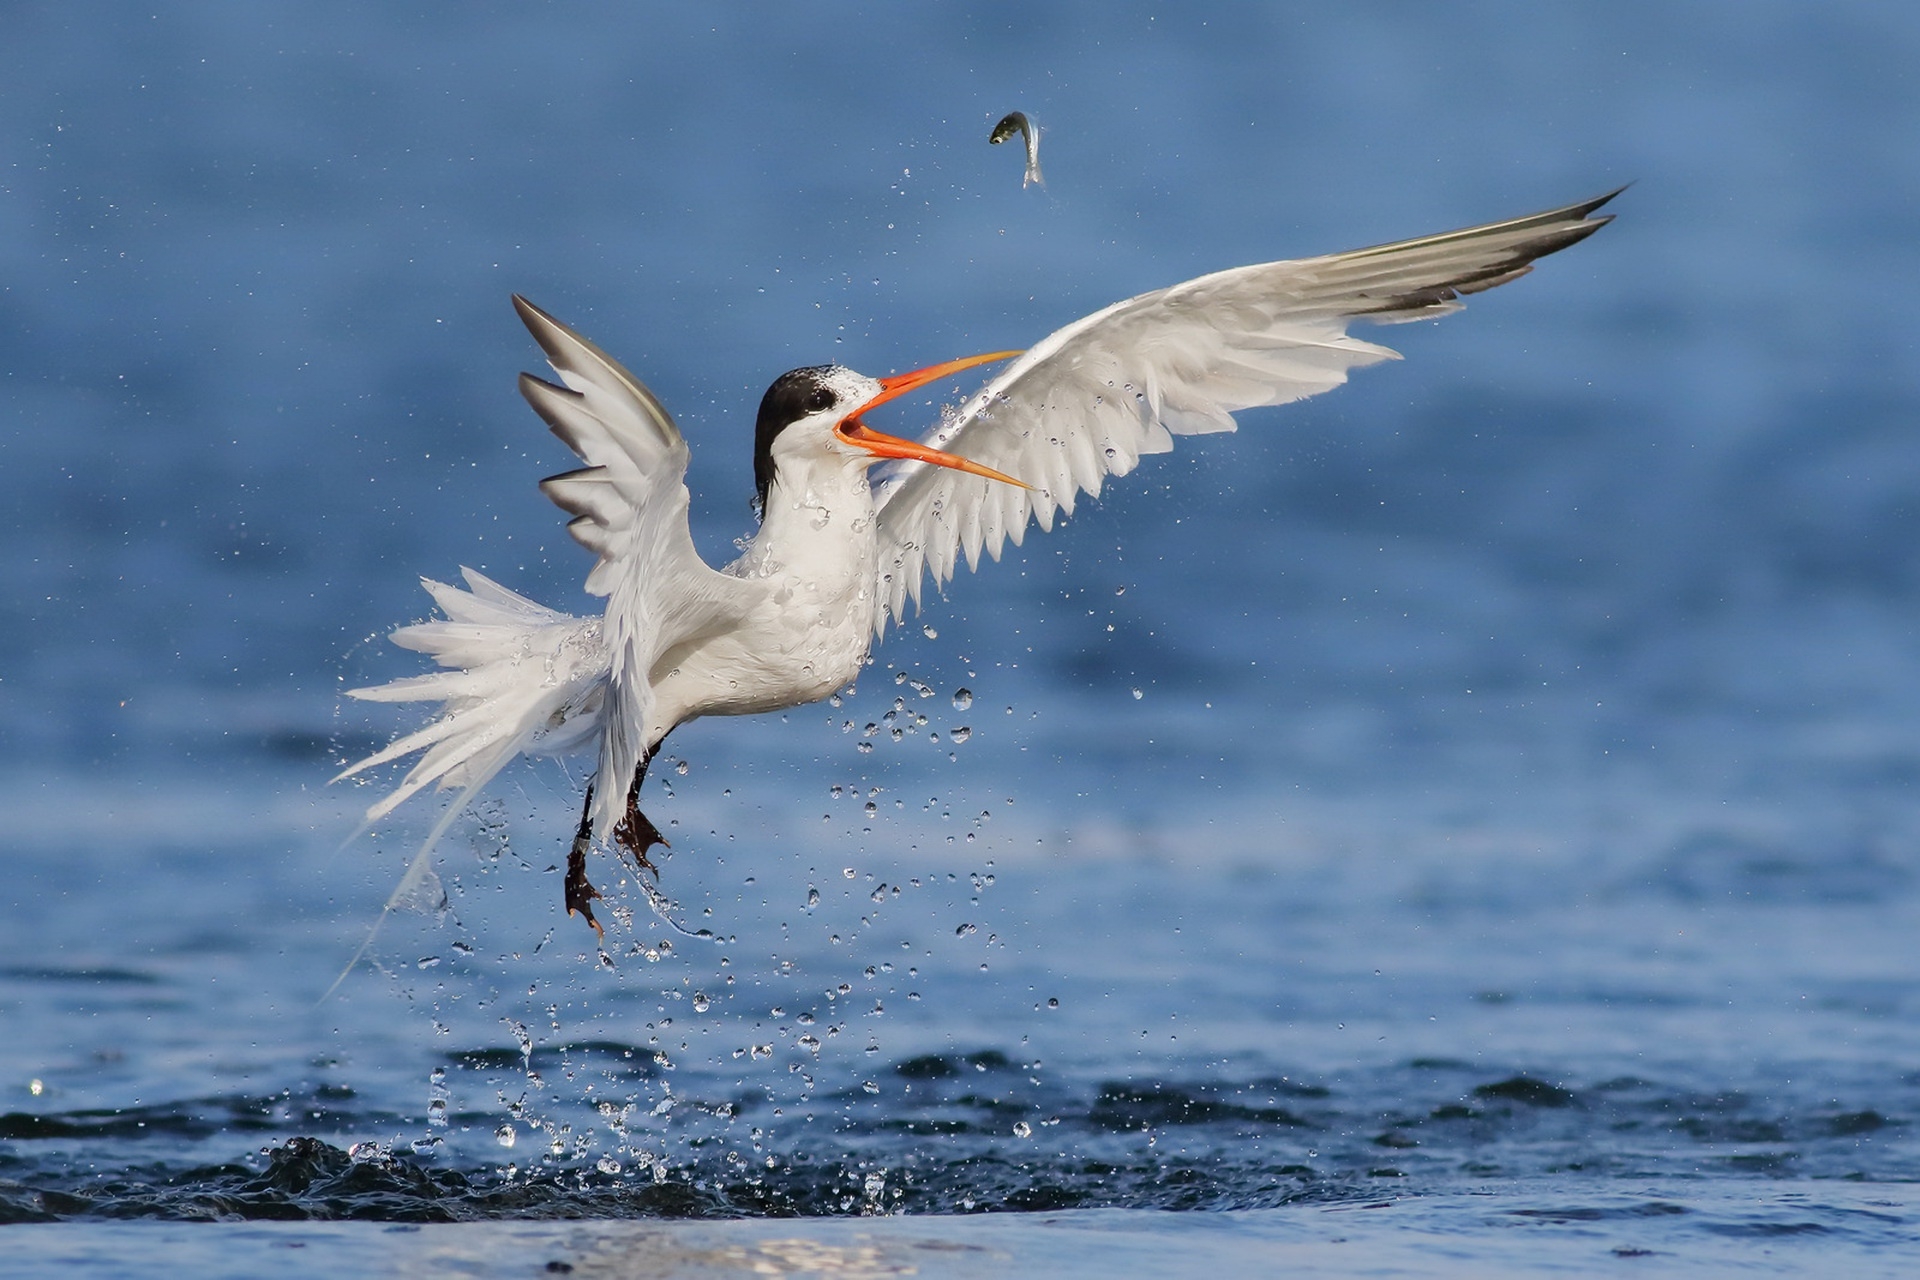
left=804, top=387, right=835, bottom=413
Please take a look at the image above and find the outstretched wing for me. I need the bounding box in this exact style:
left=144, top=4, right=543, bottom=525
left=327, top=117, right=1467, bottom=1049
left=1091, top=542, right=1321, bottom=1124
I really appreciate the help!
left=869, top=189, right=1620, bottom=631
left=513, top=296, right=749, bottom=841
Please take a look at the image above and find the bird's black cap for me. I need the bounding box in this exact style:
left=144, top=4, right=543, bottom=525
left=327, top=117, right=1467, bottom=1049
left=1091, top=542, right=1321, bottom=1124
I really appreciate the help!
left=753, top=366, right=842, bottom=515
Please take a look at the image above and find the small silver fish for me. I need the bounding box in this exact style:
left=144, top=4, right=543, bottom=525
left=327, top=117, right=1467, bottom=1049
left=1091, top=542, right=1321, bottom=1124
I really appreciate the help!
left=989, top=111, right=1043, bottom=189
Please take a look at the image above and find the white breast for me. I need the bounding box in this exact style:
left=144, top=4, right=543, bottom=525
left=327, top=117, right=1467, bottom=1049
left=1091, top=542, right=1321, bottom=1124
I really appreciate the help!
left=648, top=460, right=880, bottom=735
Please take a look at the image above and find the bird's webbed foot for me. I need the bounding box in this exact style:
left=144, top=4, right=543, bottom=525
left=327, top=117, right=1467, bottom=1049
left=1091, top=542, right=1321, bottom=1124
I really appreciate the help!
left=565, top=782, right=606, bottom=940
left=563, top=761, right=670, bottom=939
left=612, top=758, right=668, bottom=878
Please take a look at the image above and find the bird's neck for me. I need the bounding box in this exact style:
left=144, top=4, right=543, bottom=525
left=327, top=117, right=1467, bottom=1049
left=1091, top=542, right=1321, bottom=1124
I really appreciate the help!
left=738, top=459, right=879, bottom=589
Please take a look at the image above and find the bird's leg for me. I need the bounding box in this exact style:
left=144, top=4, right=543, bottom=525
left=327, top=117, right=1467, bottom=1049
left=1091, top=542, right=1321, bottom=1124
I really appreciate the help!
left=564, top=757, right=670, bottom=940
left=564, top=781, right=606, bottom=941
left=611, top=752, right=668, bottom=878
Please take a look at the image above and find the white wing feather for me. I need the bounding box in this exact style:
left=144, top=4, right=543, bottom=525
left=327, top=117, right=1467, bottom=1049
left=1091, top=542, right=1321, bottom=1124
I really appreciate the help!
left=513, top=296, right=750, bottom=843
left=870, top=189, right=1620, bottom=631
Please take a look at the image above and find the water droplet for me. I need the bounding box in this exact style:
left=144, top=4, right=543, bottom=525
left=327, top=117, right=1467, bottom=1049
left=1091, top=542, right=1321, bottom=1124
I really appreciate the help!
left=922, top=625, right=938, bottom=639
left=952, top=687, right=973, bottom=710
left=596, top=1155, right=622, bottom=1175
left=1131, top=687, right=1144, bottom=700
left=806, top=887, right=820, bottom=910
left=1047, top=997, right=1060, bottom=1009
left=1013, top=1121, right=1032, bottom=1138
left=674, top=760, right=689, bottom=776
left=955, top=922, right=977, bottom=937
left=949, top=726, right=972, bottom=743
left=495, top=1125, right=516, bottom=1148
left=870, top=885, right=888, bottom=904
left=416, top=955, right=441, bottom=969
left=691, top=992, right=711, bottom=1013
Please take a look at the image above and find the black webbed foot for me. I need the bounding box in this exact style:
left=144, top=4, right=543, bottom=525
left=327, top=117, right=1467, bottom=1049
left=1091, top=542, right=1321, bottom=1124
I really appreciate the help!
left=564, top=758, right=672, bottom=938
left=612, top=760, right=668, bottom=877
left=564, top=782, right=605, bottom=940
left=565, top=840, right=605, bottom=941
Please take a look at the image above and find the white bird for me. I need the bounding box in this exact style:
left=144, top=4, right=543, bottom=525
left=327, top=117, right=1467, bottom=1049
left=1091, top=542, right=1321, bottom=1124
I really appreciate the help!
left=339, top=189, right=1618, bottom=939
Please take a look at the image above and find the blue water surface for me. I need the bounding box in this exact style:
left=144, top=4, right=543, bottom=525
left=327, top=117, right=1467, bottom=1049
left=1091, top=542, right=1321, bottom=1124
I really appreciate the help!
left=4, top=3, right=1920, bottom=1274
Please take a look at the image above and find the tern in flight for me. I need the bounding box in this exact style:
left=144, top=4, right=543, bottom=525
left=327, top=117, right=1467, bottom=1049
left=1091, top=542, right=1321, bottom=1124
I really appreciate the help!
left=340, top=189, right=1618, bottom=938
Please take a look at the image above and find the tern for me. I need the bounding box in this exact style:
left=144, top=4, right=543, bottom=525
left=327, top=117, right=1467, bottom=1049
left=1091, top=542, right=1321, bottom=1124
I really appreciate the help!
left=340, top=189, right=1618, bottom=939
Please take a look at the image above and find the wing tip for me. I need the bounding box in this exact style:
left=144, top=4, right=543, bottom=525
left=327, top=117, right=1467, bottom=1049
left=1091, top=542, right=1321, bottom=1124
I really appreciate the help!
left=1349, top=185, right=1623, bottom=320
left=511, top=297, right=685, bottom=450
left=1572, top=184, right=1632, bottom=221
left=512, top=294, right=571, bottom=365
left=519, top=369, right=587, bottom=444
left=511, top=292, right=603, bottom=378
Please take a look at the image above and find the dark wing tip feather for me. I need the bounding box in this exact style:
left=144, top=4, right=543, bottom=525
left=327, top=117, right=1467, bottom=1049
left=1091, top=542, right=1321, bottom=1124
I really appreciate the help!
left=1571, top=184, right=1631, bottom=220
left=1452, top=264, right=1535, bottom=298
left=538, top=466, right=613, bottom=518
left=1350, top=189, right=1621, bottom=318
left=538, top=470, right=622, bottom=556
left=512, top=294, right=630, bottom=390
left=518, top=371, right=582, bottom=442
left=514, top=294, right=622, bottom=380
left=512, top=295, right=684, bottom=451
left=565, top=513, right=616, bottom=558
left=512, top=294, right=567, bottom=364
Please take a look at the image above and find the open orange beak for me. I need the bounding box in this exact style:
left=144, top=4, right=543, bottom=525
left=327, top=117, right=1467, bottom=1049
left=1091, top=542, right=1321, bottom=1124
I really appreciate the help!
left=837, top=350, right=1030, bottom=489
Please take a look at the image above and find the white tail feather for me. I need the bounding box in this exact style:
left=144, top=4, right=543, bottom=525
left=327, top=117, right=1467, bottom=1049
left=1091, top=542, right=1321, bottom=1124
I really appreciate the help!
left=336, top=567, right=609, bottom=819
left=327, top=568, right=613, bottom=996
